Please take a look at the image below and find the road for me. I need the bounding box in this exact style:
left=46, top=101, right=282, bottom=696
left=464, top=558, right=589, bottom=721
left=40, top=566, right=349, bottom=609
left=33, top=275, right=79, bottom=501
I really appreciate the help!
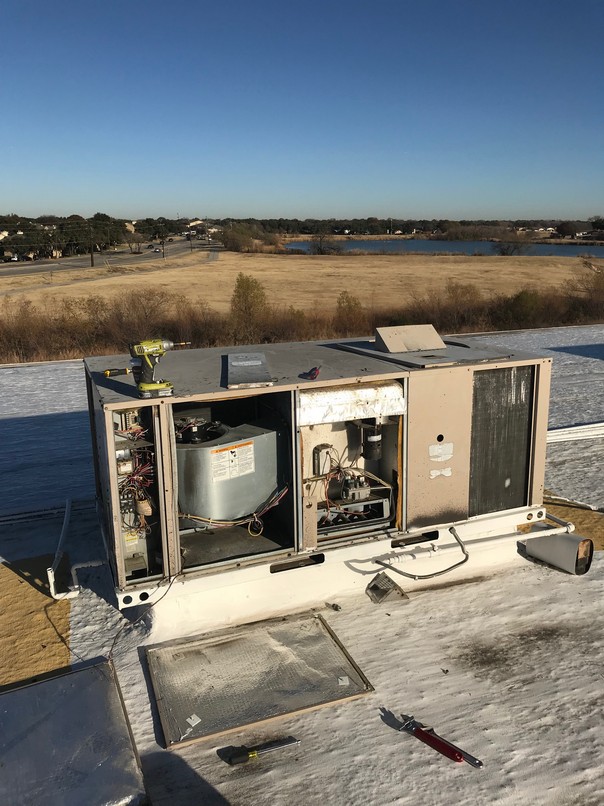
left=0, top=238, right=217, bottom=279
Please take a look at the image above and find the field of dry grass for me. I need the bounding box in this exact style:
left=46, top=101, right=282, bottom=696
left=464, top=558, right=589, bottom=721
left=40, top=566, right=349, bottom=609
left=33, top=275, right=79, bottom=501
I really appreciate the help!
left=0, top=250, right=592, bottom=314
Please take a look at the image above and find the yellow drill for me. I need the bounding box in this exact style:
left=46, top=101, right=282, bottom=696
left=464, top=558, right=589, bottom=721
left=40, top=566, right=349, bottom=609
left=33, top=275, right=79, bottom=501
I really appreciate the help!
left=104, top=339, right=191, bottom=398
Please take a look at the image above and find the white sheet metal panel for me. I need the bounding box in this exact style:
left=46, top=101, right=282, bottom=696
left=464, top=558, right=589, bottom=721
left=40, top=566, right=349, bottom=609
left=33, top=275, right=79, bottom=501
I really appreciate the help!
left=374, top=324, right=446, bottom=352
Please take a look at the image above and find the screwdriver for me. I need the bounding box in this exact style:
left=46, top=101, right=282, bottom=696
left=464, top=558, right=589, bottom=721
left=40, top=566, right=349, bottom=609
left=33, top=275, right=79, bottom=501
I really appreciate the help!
left=226, top=736, right=300, bottom=765
left=103, top=368, right=132, bottom=377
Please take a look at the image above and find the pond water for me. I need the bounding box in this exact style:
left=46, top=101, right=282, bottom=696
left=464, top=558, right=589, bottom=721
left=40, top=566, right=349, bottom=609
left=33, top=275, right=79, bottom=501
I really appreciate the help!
left=286, top=239, right=604, bottom=258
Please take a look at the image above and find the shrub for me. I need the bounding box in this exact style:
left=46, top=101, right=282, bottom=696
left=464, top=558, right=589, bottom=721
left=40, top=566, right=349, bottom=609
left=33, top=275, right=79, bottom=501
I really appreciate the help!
left=568, top=269, right=604, bottom=320
left=1, top=276, right=603, bottom=364
left=334, top=291, right=368, bottom=336
left=229, top=273, right=269, bottom=343
left=308, top=235, right=342, bottom=255
left=495, top=240, right=528, bottom=256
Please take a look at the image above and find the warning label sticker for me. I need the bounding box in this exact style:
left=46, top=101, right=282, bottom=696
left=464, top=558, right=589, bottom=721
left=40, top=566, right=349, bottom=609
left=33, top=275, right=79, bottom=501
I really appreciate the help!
left=211, top=441, right=255, bottom=481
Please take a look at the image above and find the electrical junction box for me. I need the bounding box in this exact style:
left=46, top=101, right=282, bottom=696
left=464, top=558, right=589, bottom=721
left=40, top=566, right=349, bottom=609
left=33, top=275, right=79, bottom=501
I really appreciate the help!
left=84, top=326, right=555, bottom=617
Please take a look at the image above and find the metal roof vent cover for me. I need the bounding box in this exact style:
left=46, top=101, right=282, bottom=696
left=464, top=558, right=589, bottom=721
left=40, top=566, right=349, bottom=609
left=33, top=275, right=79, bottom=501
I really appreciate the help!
left=374, top=324, right=446, bottom=353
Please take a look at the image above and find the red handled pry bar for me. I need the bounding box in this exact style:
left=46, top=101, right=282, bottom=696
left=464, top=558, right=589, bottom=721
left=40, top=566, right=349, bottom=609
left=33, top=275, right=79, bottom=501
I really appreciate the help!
left=399, top=716, right=483, bottom=768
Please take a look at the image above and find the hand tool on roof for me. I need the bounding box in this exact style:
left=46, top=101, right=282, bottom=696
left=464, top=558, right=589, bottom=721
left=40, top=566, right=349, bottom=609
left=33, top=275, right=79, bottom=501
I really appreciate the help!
left=226, top=736, right=300, bottom=765
left=104, top=339, right=191, bottom=398
left=301, top=365, right=321, bottom=381
left=399, top=715, right=484, bottom=768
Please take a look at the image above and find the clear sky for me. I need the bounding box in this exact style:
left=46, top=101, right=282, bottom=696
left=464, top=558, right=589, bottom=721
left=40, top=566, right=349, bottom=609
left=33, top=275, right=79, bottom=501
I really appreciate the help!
left=1, top=0, right=603, bottom=220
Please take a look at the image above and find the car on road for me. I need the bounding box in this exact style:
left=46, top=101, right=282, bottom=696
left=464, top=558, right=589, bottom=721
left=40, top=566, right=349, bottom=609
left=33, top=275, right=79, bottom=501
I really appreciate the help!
left=153, top=248, right=161, bottom=253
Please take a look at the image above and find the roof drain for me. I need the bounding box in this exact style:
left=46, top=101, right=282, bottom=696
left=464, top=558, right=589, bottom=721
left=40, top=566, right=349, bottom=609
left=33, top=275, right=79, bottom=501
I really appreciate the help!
left=374, top=526, right=469, bottom=581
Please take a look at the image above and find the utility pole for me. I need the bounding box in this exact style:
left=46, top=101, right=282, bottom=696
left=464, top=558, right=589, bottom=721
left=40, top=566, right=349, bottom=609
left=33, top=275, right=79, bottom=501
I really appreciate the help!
left=88, top=223, right=95, bottom=267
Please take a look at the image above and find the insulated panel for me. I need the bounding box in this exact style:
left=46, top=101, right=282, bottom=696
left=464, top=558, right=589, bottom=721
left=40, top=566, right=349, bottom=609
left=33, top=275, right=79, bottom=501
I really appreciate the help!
left=469, top=366, right=534, bottom=516
left=298, top=382, right=405, bottom=427
left=0, top=662, right=145, bottom=806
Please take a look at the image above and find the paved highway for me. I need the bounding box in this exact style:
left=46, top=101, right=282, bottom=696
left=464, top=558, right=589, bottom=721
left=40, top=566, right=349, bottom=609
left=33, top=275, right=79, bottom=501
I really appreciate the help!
left=0, top=237, right=216, bottom=279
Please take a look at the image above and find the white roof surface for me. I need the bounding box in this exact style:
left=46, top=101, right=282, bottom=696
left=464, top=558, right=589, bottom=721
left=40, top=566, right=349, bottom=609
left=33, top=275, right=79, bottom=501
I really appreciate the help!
left=2, top=324, right=604, bottom=805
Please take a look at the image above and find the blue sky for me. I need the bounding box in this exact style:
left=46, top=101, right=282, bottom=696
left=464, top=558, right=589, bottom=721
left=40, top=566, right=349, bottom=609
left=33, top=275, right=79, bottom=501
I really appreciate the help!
left=1, top=0, right=603, bottom=220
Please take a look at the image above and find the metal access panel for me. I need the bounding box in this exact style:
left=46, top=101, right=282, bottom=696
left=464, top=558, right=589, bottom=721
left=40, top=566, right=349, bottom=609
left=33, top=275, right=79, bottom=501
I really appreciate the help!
left=0, top=662, right=146, bottom=806
left=469, top=366, right=535, bottom=515
left=146, top=613, right=373, bottom=746
left=226, top=352, right=274, bottom=388
left=406, top=367, right=473, bottom=529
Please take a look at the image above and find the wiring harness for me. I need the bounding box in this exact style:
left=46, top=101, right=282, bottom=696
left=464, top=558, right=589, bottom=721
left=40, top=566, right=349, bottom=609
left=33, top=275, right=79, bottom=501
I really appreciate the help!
left=305, top=445, right=393, bottom=529
left=180, top=485, right=289, bottom=536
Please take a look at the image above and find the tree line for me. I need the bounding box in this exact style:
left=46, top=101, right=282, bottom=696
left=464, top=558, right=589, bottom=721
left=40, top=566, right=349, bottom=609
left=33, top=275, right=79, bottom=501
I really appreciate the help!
left=2, top=212, right=603, bottom=260
left=0, top=213, right=191, bottom=260
left=214, top=216, right=604, bottom=237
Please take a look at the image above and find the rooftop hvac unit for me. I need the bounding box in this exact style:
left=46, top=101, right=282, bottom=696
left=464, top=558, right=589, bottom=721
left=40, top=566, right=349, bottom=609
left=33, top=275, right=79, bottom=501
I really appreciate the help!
left=84, top=324, right=576, bottom=618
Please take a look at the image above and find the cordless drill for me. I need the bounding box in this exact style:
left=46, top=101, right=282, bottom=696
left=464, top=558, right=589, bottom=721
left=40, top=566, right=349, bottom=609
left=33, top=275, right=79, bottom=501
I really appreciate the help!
left=104, top=339, right=190, bottom=398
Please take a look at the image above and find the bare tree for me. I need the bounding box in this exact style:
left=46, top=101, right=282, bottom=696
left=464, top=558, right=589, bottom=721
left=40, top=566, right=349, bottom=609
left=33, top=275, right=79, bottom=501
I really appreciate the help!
left=124, top=231, right=145, bottom=254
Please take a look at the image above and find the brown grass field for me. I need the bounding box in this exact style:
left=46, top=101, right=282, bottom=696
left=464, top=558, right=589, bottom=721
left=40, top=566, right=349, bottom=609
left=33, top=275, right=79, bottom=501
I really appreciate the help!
left=0, top=249, right=594, bottom=313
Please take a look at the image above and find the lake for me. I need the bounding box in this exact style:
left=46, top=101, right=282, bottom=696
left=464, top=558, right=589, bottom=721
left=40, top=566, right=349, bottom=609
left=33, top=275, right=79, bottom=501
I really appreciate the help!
left=286, top=239, right=604, bottom=258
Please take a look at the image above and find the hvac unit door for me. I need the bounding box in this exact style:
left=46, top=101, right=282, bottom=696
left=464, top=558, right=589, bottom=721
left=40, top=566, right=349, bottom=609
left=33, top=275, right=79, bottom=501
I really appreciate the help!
left=469, top=366, right=534, bottom=516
